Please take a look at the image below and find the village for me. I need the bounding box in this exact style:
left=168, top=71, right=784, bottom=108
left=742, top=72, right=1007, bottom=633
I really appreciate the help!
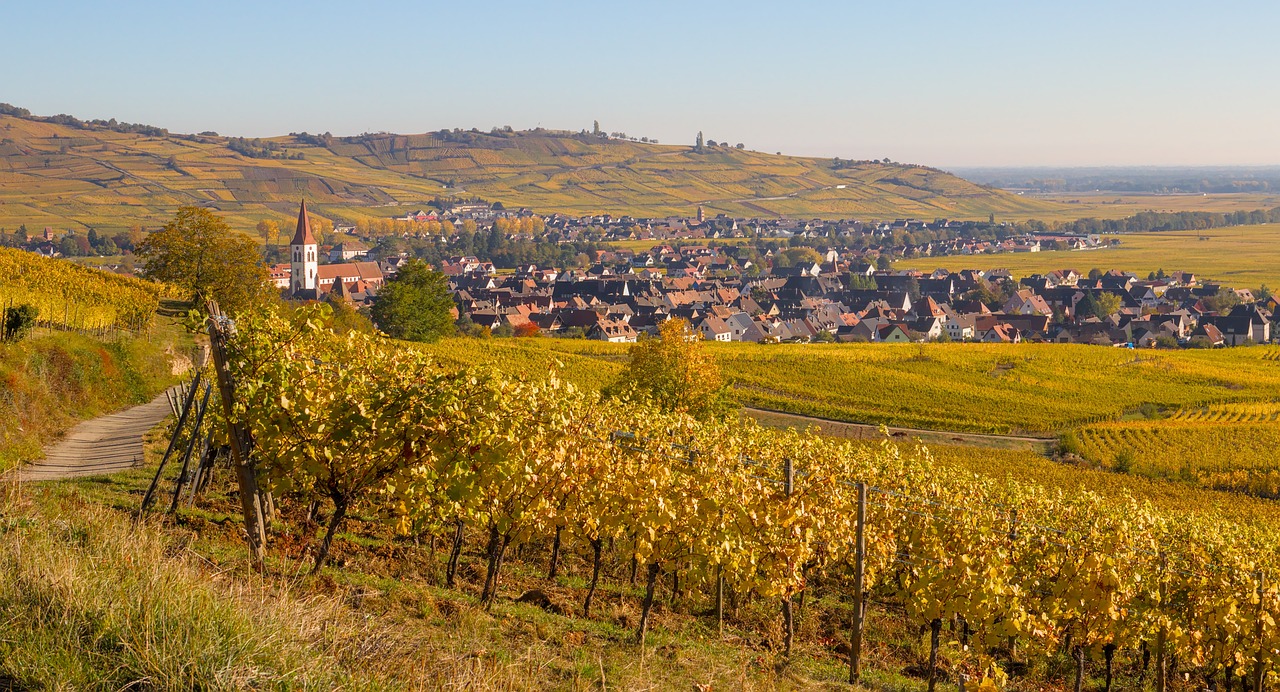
left=270, top=201, right=1270, bottom=348
left=3, top=200, right=1271, bottom=348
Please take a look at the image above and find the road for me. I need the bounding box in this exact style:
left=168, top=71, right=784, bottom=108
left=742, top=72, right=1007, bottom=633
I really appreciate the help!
left=14, top=391, right=174, bottom=481
left=743, top=407, right=1055, bottom=454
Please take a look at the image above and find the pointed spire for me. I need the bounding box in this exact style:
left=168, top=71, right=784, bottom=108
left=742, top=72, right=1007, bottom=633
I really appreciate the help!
left=291, top=199, right=316, bottom=246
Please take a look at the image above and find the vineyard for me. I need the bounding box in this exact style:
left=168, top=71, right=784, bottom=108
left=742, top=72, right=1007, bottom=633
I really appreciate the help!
left=190, top=304, right=1280, bottom=689
left=0, top=247, right=162, bottom=333
left=418, top=337, right=1280, bottom=435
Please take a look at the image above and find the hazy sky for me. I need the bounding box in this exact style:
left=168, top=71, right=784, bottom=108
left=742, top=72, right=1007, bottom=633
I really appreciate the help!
left=3, top=0, right=1278, bottom=167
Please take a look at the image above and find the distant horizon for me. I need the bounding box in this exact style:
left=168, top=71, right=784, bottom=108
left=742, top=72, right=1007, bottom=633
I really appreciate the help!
left=7, top=104, right=1280, bottom=173
left=3, top=1, right=1279, bottom=168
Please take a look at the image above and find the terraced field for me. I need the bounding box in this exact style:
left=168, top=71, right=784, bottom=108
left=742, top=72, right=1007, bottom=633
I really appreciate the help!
left=0, top=113, right=1063, bottom=232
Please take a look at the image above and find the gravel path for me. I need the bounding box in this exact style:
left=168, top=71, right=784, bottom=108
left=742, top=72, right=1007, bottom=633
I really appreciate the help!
left=15, top=391, right=174, bottom=481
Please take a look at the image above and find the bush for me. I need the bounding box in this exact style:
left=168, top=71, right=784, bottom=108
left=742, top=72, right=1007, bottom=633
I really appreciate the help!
left=1, top=304, right=37, bottom=341
left=1057, top=431, right=1083, bottom=457
left=1114, top=449, right=1135, bottom=474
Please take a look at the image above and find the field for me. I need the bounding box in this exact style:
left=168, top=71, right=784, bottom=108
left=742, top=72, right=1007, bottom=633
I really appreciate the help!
left=0, top=246, right=163, bottom=332
left=1011, top=191, right=1280, bottom=223
left=0, top=113, right=1073, bottom=233
left=421, top=338, right=1280, bottom=435
left=900, top=223, right=1280, bottom=289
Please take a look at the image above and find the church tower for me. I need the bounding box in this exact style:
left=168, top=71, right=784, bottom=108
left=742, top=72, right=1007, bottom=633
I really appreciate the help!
left=290, top=199, right=318, bottom=294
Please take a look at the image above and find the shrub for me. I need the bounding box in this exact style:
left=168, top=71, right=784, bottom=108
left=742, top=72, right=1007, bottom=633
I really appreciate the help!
left=1114, top=449, right=1135, bottom=474
left=1, top=304, right=37, bottom=341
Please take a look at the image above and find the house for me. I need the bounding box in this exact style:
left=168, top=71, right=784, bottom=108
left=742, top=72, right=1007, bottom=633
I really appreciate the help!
left=588, top=318, right=638, bottom=343
left=697, top=316, right=733, bottom=342
left=329, top=241, right=370, bottom=262
left=1002, top=289, right=1053, bottom=316
left=876, top=324, right=911, bottom=343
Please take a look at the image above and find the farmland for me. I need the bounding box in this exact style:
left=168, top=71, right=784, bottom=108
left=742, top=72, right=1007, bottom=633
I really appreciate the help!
left=900, top=223, right=1280, bottom=289
left=0, top=111, right=1074, bottom=233
left=418, top=338, right=1280, bottom=435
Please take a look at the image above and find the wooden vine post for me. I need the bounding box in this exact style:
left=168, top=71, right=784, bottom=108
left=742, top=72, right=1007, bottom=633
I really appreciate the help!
left=168, top=384, right=212, bottom=513
left=781, top=457, right=796, bottom=660
left=206, top=300, right=266, bottom=570
left=1255, top=570, right=1267, bottom=692
left=1157, top=553, right=1168, bottom=692
left=138, top=370, right=202, bottom=517
left=849, top=480, right=868, bottom=683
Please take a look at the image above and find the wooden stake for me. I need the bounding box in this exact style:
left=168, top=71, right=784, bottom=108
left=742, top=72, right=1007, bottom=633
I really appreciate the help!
left=782, top=458, right=795, bottom=660
left=138, top=372, right=202, bottom=516
left=206, top=300, right=266, bottom=570
left=1255, top=570, right=1267, bottom=692
left=168, top=384, right=211, bottom=513
left=849, top=481, right=868, bottom=683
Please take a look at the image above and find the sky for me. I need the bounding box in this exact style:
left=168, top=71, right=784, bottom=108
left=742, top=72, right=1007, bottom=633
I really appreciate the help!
left=3, top=0, right=1278, bottom=167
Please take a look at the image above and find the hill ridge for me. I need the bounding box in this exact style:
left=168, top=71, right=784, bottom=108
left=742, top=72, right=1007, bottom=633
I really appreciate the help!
left=0, top=106, right=1064, bottom=232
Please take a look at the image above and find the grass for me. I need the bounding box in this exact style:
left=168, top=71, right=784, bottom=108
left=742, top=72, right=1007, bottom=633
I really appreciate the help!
left=899, top=222, right=1280, bottom=289
left=0, top=325, right=190, bottom=474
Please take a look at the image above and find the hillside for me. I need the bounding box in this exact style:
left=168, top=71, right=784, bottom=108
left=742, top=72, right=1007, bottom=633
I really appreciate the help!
left=0, top=111, right=1064, bottom=232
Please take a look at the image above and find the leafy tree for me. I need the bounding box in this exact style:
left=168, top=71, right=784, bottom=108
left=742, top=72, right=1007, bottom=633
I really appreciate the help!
left=0, top=304, right=37, bottom=342
left=136, top=206, right=273, bottom=315
left=1093, top=292, right=1122, bottom=318
left=256, top=219, right=280, bottom=249
left=370, top=259, right=456, bottom=342
left=611, top=318, right=734, bottom=421
left=1202, top=287, right=1241, bottom=313
left=695, top=131, right=705, bottom=153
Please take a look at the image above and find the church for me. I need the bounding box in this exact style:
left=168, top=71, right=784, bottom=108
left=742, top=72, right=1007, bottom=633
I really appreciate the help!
left=286, top=200, right=384, bottom=303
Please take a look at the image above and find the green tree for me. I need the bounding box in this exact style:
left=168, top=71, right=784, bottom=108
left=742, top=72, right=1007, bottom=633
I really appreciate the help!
left=611, top=318, right=734, bottom=421
left=136, top=206, right=272, bottom=314
left=370, top=259, right=456, bottom=342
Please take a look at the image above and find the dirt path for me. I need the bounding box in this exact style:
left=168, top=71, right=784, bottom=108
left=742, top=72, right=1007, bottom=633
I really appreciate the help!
left=15, top=391, right=174, bottom=481
left=744, top=407, right=1055, bottom=454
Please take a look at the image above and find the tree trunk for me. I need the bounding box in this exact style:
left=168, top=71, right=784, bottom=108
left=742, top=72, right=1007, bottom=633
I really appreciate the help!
left=630, top=554, right=638, bottom=585
left=1139, top=640, right=1151, bottom=688
left=548, top=525, right=563, bottom=579
left=636, top=562, right=661, bottom=645
left=583, top=537, right=604, bottom=617
left=670, top=567, right=680, bottom=605
left=782, top=596, right=795, bottom=659
left=928, top=618, right=942, bottom=692
left=1104, top=643, right=1116, bottom=692
left=311, top=500, right=347, bottom=575
left=480, top=525, right=510, bottom=608
left=1073, top=646, right=1086, bottom=692
left=1226, top=666, right=1235, bottom=692
left=446, top=520, right=464, bottom=588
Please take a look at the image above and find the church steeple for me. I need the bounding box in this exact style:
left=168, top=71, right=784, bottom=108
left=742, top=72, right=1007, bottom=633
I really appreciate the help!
left=291, top=198, right=317, bottom=246
left=290, top=199, right=318, bottom=294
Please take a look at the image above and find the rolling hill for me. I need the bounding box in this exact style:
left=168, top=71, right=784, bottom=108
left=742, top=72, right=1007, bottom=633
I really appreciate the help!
left=0, top=110, right=1064, bottom=233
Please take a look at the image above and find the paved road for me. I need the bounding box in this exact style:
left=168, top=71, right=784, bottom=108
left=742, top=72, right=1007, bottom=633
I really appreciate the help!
left=15, top=391, right=174, bottom=481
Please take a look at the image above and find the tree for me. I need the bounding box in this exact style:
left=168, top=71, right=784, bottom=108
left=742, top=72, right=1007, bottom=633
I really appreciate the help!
left=256, top=219, right=280, bottom=250
left=136, top=206, right=273, bottom=315
left=370, top=259, right=456, bottom=342
left=1093, top=292, right=1122, bottom=318
left=592, top=120, right=602, bottom=136
left=695, top=131, right=705, bottom=153
left=611, top=318, right=734, bottom=421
